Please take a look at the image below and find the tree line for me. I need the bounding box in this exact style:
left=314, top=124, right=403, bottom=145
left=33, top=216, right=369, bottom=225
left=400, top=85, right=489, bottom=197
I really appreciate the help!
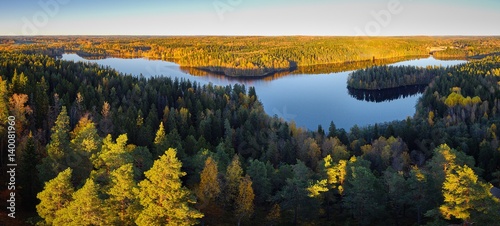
left=3, top=36, right=500, bottom=77
left=347, top=65, right=454, bottom=90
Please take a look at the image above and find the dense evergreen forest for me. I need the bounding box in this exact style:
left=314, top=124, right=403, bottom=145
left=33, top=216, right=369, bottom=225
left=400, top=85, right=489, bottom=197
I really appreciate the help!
left=347, top=65, right=451, bottom=90
left=1, top=41, right=500, bottom=225
left=2, top=36, right=500, bottom=77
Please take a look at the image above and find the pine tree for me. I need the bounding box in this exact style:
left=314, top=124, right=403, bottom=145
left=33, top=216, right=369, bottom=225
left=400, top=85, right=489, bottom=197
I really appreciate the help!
left=440, top=164, right=499, bottom=224
left=236, top=175, right=255, bottom=226
left=91, top=134, right=132, bottom=184
left=19, top=133, right=40, bottom=206
left=34, top=76, right=49, bottom=127
left=426, top=144, right=479, bottom=206
left=53, top=178, right=104, bottom=225
left=36, top=168, right=75, bottom=225
left=106, top=163, right=140, bottom=225
left=136, top=148, right=203, bottom=226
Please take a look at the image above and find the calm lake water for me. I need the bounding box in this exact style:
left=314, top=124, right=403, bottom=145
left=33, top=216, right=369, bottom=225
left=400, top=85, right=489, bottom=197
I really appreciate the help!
left=61, top=54, right=466, bottom=130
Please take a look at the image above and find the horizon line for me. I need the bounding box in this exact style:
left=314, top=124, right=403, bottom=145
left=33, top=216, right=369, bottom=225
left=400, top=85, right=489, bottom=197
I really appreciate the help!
left=2, top=34, right=500, bottom=38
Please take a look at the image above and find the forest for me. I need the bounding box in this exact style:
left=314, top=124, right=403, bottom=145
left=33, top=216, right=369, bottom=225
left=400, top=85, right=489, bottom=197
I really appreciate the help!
left=346, top=65, right=452, bottom=90
left=1, top=40, right=500, bottom=225
left=2, top=36, right=500, bottom=77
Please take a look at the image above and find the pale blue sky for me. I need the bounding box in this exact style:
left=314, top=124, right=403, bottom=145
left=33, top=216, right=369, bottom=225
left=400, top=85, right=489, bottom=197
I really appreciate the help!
left=1, top=0, right=499, bottom=36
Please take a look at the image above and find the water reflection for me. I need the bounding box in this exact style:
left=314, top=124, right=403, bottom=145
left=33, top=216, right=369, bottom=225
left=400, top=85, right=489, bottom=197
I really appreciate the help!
left=348, top=85, right=427, bottom=103
left=178, top=55, right=428, bottom=82
left=66, top=51, right=147, bottom=60
left=292, top=56, right=424, bottom=75
left=178, top=66, right=288, bottom=83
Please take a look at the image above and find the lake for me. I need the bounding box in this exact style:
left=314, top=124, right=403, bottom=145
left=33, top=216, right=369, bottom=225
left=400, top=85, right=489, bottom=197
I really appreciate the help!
left=61, top=54, right=466, bottom=130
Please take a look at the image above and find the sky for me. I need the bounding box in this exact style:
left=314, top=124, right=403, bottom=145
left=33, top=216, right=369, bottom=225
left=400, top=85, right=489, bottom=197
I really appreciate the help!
left=1, top=0, right=499, bottom=36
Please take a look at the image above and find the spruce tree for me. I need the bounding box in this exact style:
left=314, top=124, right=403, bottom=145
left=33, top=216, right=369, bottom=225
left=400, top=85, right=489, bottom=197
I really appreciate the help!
left=19, top=133, right=40, bottom=206
left=153, top=122, right=168, bottom=157
left=34, top=77, right=49, bottom=127
left=9, top=69, right=28, bottom=94
left=37, top=106, right=71, bottom=182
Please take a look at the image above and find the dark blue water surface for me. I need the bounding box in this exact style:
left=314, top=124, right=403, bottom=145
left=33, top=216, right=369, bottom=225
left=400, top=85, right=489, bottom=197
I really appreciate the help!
left=62, top=54, right=466, bottom=130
